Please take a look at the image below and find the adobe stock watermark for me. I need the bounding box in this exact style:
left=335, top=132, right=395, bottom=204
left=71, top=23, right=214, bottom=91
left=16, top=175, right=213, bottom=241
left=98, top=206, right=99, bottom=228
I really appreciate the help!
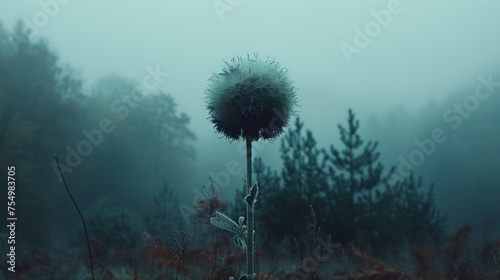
left=4, top=32, right=30, bottom=55
left=179, top=108, right=290, bottom=224
left=7, top=0, right=72, bottom=54
left=340, top=0, right=412, bottom=64
left=493, top=244, right=500, bottom=267
left=389, top=74, right=499, bottom=184
left=178, top=141, right=265, bottom=224
left=51, top=65, right=170, bottom=182
left=282, top=235, right=345, bottom=280
left=23, top=0, right=71, bottom=36
left=111, top=267, right=134, bottom=280
left=213, top=0, right=243, bottom=21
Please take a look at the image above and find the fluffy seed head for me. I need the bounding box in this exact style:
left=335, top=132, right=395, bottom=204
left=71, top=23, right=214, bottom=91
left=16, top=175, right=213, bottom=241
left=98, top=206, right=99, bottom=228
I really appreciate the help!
left=206, top=54, right=297, bottom=141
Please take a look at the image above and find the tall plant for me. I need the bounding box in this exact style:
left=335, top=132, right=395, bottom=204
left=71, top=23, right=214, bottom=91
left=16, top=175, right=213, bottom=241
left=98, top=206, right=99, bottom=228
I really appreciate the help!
left=205, top=54, right=297, bottom=279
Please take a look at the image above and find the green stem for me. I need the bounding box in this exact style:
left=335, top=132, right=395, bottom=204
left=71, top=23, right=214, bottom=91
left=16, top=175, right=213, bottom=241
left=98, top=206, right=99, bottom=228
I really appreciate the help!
left=246, top=136, right=255, bottom=278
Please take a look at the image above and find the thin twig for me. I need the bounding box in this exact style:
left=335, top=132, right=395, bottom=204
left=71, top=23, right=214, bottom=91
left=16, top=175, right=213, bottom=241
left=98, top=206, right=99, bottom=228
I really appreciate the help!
left=53, top=154, right=95, bottom=280
left=169, top=230, right=190, bottom=280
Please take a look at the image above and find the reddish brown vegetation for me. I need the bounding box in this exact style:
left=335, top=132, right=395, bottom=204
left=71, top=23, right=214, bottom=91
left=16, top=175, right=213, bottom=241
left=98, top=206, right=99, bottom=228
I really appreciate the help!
left=347, top=243, right=414, bottom=280
left=4, top=223, right=500, bottom=279
left=411, top=225, right=500, bottom=280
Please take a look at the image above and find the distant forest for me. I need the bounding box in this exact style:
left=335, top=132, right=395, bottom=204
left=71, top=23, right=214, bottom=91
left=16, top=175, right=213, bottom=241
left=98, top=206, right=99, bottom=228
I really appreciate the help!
left=365, top=84, right=500, bottom=235
left=1, top=18, right=499, bottom=255
left=0, top=21, right=197, bottom=245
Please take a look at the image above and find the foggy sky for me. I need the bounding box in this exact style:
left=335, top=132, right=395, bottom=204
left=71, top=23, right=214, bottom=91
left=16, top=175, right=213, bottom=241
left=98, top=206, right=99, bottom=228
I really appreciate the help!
left=3, top=1, right=500, bottom=140
left=2, top=1, right=500, bottom=220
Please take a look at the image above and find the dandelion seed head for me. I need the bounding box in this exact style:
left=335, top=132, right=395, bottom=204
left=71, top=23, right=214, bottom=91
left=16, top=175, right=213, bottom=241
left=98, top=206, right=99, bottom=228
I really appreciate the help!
left=206, top=54, right=297, bottom=141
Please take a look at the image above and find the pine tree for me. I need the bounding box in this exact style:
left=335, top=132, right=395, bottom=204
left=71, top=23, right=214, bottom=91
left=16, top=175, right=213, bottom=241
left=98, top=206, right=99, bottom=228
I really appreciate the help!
left=249, top=118, right=329, bottom=245
left=236, top=110, right=447, bottom=255
left=322, top=109, right=384, bottom=245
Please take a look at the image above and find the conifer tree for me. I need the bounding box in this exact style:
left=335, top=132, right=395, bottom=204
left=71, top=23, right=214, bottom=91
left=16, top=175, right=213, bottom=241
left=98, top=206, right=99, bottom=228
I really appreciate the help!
left=249, top=109, right=447, bottom=255
left=322, top=109, right=384, bottom=245
left=252, top=118, right=329, bottom=243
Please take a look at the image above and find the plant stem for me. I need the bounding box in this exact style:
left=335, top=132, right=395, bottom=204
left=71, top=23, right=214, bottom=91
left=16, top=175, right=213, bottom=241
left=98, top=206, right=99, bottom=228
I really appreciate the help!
left=246, top=136, right=255, bottom=278
left=53, top=154, right=95, bottom=280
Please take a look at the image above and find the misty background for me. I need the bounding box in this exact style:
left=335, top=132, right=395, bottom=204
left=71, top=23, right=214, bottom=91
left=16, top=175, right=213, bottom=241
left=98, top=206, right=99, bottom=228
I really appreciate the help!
left=1, top=0, right=500, bottom=248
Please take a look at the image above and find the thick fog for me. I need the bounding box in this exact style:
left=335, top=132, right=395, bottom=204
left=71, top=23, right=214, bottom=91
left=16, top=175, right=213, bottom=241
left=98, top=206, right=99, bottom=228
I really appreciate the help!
left=3, top=2, right=500, bottom=125
left=2, top=0, right=500, bottom=252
